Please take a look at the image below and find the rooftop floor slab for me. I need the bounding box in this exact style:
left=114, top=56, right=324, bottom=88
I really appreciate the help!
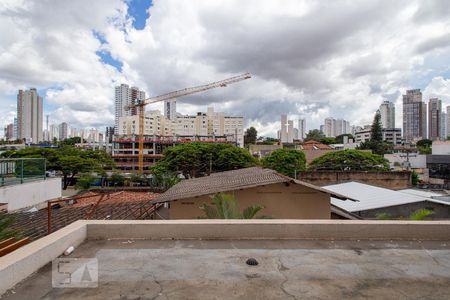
left=3, top=239, right=450, bottom=299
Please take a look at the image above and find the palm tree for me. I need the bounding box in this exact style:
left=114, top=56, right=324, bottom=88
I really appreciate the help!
left=199, top=193, right=265, bottom=219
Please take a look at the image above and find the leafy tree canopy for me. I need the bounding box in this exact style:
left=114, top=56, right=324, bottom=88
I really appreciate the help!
left=256, top=137, right=279, bottom=145
left=305, top=129, right=325, bottom=142
left=261, top=148, right=306, bottom=178
left=308, top=149, right=390, bottom=171
left=1, top=146, right=114, bottom=189
left=244, top=127, right=257, bottom=145
left=152, top=142, right=258, bottom=178
left=319, top=137, right=336, bottom=145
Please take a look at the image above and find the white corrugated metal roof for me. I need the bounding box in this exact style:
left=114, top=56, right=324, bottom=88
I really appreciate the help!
left=324, top=182, right=450, bottom=212
left=398, top=189, right=444, bottom=198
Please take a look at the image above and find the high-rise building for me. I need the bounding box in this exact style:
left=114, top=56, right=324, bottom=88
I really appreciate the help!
left=59, top=122, right=69, bottom=140
left=440, top=112, right=447, bottom=140
left=114, top=84, right=146, bottom=131
left=323, top=118, right=351, bottom=137
left=402, top=89, right=427, bottom=142
left=17, top=88, right=43, bottom=143
left=287, top=120, right=294, bottom=143
left=447, top=106, right=450, bottom=139
left=280, top=115, right=288, bottom=143
left=298, top=119, right=306, bottom=140
left=379, top=100, right=395, bottom=128
left=13, top=118, right=17, bottom=141
left=49, top=124, right=59, bottom=141
left=4, top=123, right=14, bottom=141
left=164, top=99, right=177, bottom=121
left=428, top=98, right=442, bottom=140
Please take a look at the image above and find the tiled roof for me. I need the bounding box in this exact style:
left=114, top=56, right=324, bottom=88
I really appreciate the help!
left=71, top=191, right=158, bottom=207
left=154, top=167, right=354, bottom=203
left=301, top=141, right=333, bottom=150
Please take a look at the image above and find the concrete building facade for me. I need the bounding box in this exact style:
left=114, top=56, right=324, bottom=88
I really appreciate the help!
left=118, top=110, right=175, bottom=137
left=354, top=125, right=402, bottom=145
left=114, top=84, right=146, bottom=131
left=428, top=98, right=442, bottom=140
left=177, top=107, right=244, bottom=147
left=154, top=168, right=353, bottom=219
left=441, top=112, right=448, bottom=140
left=298, top=119, right=306, bottom=140
left=17, top=88, right=43, bottom=143
left=58, top=122, right=69, bottom=141
left=379, top=100, right=395, bottom=129
left=3, top=123, right=14, bottom=141
left=403, top=89, right=427, bottom=142
left=323, top=118, right=351, bottom=137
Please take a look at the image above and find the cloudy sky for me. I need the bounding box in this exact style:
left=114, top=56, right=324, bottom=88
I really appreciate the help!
left=1, top=0, right=450, bottom=137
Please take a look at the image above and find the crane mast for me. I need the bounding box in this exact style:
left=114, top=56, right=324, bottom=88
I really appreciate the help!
left=125, top=73, right=251, bottom=174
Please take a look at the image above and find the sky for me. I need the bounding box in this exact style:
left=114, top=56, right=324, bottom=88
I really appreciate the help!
left=1, top=0, right=450, bottom=138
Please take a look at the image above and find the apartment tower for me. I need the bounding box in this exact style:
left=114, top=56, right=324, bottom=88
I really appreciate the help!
left=402, top=89, right=427, bottom=142
left=114, top=84, right=146, bottom=131
left=379, top=100, right=395, bottom=129
left=428, top=98, right=442, bottom=140
left=17, top=88, right=43, bottom=143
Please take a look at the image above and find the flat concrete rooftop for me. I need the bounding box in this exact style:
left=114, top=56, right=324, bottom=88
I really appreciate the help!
left=3, top=239, right=450, bottom=299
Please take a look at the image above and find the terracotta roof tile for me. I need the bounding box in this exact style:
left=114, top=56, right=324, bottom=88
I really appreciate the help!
left=154, top=167, right=355, bottom=203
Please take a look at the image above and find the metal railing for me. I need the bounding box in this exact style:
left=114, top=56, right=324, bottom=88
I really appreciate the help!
left=0, top=158, right=46, bottom=187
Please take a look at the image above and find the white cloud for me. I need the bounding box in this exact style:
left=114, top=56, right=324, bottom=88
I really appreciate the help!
left=1, top=0, right=450, bottom=137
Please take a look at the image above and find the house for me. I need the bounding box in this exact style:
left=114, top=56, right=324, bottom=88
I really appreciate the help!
left=153, top=167, right=355, bottom=219
left=324, top=181, right=450, bottom=219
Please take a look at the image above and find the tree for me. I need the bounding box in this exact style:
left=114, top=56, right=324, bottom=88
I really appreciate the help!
left=335, top=134, right=354, bottom=144
left=2, top=146, right=115, bottom=189
left=244, top=127, right=257, bottom=145
left=319, top=137, right=336, bottom=145
left=308, top=149, right=390, bottom=171
left=370, top=111, right=383, bottom=143
left=153, top=142, right=258, bottom=178
left=59, top=137, right=82, bottom=146
left=416, top=139, right=432, bottom=154
left=256, top=137, right=279, bottom=145
left=199, top=193, right=265, bottom=219
left=109, top=172, right=125, bottom=187
left=305, top=129, right=325, bottom=142
left=359, top=111, right=388, bottom=155
left=261, top=149, right=306, bottom=178
left=75, top=173, right=97, bottom=190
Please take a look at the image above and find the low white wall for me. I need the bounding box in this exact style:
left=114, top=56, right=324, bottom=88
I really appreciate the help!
left=432, top=142, right=450, bottom=155
left=0, top=178, right=61, bottom=211
left=384, top=153, right=427, bottom=169
left=0, top=221, right=87, bottom=295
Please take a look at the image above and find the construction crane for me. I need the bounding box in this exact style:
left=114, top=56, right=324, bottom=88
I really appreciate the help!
left=125, top=73, right=252, bottom=174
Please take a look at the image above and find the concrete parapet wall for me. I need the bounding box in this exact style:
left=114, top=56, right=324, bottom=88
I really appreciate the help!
left=298, top=171, right=412, bottom=189
left=0, top=221, right=86, bottom=295
left=2, top=220, right=450, bottom=295
left=86, top=220, right=450, bottom=240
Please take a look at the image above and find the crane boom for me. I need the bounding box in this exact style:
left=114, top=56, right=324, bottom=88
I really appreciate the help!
left=125, top=73, right=252, bottom=174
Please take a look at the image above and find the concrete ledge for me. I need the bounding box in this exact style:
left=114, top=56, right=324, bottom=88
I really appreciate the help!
left=0, top=220, right=86, bottom=295
left=86, top=219, right=450, bottom=240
